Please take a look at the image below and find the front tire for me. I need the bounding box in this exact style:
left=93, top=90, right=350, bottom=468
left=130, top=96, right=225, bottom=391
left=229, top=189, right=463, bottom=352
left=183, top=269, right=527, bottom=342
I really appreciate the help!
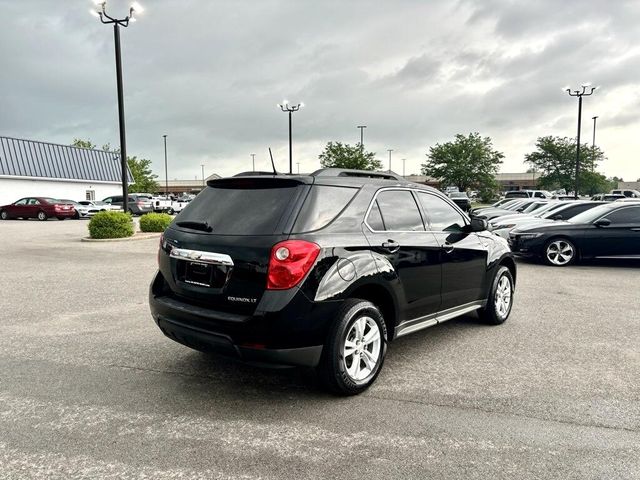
left=37, top=211, right=47, bottom=221
left=318, top=298, right=387, bottom=396
left=0, top=210, right=8, bottom=220
left=478, top=266, right=514, bottom=325
left=543, top=238, right=576, bottom=266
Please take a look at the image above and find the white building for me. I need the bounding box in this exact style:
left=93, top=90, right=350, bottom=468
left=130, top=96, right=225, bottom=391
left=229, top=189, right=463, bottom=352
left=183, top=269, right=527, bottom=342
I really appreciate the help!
left=0, top=136, right=132, bottom=206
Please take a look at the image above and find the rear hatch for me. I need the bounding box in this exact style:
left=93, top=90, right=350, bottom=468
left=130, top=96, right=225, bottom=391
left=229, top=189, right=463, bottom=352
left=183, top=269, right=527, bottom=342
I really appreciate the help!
left=159, top=177, right=309, bottom=315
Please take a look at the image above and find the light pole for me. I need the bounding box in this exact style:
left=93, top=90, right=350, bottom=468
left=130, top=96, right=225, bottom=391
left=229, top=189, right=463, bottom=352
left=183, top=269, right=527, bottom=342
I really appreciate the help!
left=565, top=84, right=597, bottom=199
left=278, top=100, right=304, bottom=174
left=592, top=116, right=598, bottom=148
left=201, top=164, right=205, bottom=189
left=251, top=153, right=256, bottom=172
left=163, top=134, right=168, bottom=196
left=357, top=125, right=367, bottom=152
left=91, top=1, right=144, bottom=214
left=387, top=149, right=393, bottom=173
left=402, top=159, right=406, bottom=178
left=296, top=162, right=300, bottom=174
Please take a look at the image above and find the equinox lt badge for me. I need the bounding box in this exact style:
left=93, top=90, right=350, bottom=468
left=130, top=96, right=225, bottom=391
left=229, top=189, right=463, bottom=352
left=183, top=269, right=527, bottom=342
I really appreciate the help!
left=227, top=296, right=257, bottom=304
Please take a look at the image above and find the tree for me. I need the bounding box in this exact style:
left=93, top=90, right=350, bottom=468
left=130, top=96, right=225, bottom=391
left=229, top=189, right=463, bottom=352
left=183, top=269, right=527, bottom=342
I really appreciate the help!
left=421, top=132, right=503, bottom=192
left=524, top=136, right=606, bottom=194
left=127, top=156, right=159, bottom=193
left=318, top=142, right=382, bottom=170
left=71, top=139, right=158, bottom=193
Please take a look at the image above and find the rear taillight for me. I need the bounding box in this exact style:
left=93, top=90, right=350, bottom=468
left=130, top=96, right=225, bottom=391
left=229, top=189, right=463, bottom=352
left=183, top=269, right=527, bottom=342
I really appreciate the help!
left=267, top=240, right=320, bottom=290
left=137, top=201, right=145, bottom=206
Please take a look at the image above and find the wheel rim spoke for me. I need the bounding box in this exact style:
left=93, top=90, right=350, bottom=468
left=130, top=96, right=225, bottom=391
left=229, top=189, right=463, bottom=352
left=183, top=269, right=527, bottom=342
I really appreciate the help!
left=343, top=316, right=381, bottom=382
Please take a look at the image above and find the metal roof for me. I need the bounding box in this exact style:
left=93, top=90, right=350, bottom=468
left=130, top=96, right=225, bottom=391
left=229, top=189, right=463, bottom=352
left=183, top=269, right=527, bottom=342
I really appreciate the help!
left=0, top=136, right=133, bottom=183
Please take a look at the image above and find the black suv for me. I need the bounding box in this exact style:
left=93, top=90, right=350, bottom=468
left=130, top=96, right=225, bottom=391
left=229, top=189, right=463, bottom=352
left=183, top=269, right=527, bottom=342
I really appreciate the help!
left=149, top=169, right=516, bottom=394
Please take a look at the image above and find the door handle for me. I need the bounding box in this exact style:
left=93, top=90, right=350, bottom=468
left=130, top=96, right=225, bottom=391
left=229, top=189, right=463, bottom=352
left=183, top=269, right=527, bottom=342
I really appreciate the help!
left=382, top=240, right=400, bottom=253
left=442, top=242, right=455, bottom=254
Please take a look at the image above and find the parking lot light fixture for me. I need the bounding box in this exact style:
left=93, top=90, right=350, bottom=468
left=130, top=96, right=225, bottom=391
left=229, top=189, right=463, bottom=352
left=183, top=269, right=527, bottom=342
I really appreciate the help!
left=387, top=149, right=393, bottom=173
left=565, top=84, right=597, bottom=199
left=278, top=100, right=304, bottom=174
left=357, top=125, right=367, bottom=152
left=91, top=0, right=143, bottom=214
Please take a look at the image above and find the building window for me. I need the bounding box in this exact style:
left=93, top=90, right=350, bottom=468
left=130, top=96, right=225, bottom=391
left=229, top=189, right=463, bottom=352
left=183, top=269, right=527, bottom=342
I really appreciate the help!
left=86, top=190, right=95, bottom=201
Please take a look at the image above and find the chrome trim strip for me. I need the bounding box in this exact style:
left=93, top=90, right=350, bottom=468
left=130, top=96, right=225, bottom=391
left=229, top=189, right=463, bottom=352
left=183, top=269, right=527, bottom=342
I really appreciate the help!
left=170, top=248, right=234, bottom=266
left=395, top=300, right=485, bottom=338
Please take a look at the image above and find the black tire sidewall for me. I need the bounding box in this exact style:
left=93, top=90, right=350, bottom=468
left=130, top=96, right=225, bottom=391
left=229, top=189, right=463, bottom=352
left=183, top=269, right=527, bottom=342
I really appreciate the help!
left=37, top=211, right=47, bottom=221
left=543, top=237, right=576, bottom=267
left=0, top=210, right=7, bottom=220
left=321, top=299, right=387, bottom=395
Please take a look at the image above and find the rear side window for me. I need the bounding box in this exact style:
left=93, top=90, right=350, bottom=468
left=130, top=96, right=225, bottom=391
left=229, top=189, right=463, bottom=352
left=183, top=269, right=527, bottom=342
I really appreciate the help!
left=602, top=206, right=640, bottom=224
left=417, top=192, right=466, bottom=232
left=176, top=181, right=300, bottom=235
left=370, top=190, right=424, bottom=231
left=293, top=185, right=358, bottom=232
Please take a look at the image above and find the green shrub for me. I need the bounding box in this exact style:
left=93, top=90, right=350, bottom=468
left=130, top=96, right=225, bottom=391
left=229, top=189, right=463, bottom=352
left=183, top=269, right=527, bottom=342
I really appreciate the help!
left=139, top=212, right=173, bottom=232
left=88, top=211, right=134, bottom=239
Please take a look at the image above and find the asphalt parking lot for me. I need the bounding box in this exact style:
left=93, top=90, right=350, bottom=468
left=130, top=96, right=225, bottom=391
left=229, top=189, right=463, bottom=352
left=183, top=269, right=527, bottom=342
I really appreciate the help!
left=0, top=219, right=638, bottom=479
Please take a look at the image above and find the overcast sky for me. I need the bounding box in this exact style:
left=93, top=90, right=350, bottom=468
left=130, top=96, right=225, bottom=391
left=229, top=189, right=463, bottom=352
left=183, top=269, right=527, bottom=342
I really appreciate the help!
left=1, top=0, right=639, bottom=182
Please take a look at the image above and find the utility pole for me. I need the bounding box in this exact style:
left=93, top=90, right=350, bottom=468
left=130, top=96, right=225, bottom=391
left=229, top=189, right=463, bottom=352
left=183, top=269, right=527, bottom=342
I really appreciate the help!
left=251, top=153, right=256, bottom=172
left=201, top=164, right=205, bottom=188
left=402, top=159, right=406, bottom=178
left=565, top=84, right=597, bottom=199
left=92, top=1, right=144, bottom=213
left=278, top=100, right=304, bottom=174
left=592, top=116, right=598, bottom=148
left=357, top=125, right=367, bottom=152
left=387, top=149, right=393, bottom=172
left=163, top=134, right=168, bottom=196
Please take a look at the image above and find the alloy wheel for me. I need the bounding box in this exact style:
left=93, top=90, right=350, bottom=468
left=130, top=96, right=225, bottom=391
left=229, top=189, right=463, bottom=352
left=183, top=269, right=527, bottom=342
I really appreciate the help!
left=342, top=316, right=381, bottom=382
left=494, top=275, right=512, bottom=319
left=546, top=240, right=574, bottom=266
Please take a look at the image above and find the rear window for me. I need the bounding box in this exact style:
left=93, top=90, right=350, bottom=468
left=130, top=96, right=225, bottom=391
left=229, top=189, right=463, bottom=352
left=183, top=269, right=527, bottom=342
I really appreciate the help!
left=292, top=185, right=358, bottom=232
left=176, top=180, right=301, bottom=235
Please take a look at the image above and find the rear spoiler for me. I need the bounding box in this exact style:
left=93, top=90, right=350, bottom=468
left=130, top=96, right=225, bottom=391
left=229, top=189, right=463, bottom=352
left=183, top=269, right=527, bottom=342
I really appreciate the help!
left=207, top=176, right=308, bottom=189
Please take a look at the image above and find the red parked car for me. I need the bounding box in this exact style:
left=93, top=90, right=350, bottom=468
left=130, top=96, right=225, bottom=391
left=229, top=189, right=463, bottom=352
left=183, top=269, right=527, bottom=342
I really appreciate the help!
left=0, top=197, right=76, bottom=221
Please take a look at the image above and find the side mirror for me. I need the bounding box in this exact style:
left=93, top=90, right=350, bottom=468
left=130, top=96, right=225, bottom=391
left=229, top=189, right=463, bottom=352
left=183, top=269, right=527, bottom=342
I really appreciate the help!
left=552, top=214, right=563, bottom=220
left=469, top=217, right=488, bottom=232
left=594, top=218, right=611, bottom=227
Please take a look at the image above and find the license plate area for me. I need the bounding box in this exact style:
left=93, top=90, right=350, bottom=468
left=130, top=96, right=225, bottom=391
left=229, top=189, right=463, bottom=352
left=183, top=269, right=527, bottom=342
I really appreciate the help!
left=176, top=260, right=230, bottom=288
left=184, top=261, right=213, bottom=287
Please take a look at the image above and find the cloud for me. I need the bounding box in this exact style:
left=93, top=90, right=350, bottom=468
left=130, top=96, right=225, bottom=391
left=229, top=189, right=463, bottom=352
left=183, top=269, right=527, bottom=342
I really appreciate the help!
left=0, top=0, right=639, bottom=180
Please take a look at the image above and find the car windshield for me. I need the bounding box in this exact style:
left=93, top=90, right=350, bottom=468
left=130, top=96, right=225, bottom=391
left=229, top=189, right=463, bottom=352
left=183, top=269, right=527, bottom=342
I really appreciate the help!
left=522, top=202, right=547, bottom=213
left=42, top=198, right=59, bottom=204
left=568, top=204, right=616, bottom=224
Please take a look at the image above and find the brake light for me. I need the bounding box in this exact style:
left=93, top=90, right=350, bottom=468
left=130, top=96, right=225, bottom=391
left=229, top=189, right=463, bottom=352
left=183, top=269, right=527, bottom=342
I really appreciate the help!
left=267, top=240, right=320, bottom=290
left=137, top=201, right=145, bottom=206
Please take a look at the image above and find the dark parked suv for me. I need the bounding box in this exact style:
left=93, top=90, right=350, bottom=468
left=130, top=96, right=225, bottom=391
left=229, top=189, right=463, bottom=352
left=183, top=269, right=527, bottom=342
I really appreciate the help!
left=149, top=169, right=516, bottom=394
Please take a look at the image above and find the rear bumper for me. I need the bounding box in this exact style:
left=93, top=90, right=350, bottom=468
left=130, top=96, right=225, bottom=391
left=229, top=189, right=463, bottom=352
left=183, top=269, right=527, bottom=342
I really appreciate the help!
left=155, top=316, right=322, bottom=367
left=148, top=271, right=336, bottom=367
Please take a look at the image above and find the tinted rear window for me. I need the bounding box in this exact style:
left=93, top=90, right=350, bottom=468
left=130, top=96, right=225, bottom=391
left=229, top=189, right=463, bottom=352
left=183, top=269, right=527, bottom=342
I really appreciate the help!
left=293, top=185, right=358, bottom=232
left=176, top=181, right=300, bottom=235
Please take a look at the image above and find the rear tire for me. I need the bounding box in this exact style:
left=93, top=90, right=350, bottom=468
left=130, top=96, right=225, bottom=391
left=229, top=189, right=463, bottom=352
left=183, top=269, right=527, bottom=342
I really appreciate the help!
left=318, top=298, right=387, bottom=396
left=0, top=210, right=8, bottom=220
left=37, top=211, right=47, bottom=221
left=478, top=266, right=514, bottom=325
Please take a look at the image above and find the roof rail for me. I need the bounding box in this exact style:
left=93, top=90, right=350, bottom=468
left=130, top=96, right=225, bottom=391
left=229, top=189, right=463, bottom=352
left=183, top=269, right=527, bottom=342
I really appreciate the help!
left=310, top=168, right=406, bottom=182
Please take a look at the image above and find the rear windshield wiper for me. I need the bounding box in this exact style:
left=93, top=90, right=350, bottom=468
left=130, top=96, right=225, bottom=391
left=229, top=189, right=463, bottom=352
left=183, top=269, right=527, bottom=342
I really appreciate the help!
left=176, top=220, right=213, bottom=232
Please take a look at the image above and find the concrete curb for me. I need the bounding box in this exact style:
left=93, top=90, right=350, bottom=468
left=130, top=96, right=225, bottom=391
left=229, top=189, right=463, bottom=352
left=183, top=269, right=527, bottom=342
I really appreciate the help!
left=81, top=232, right=161, bottom=242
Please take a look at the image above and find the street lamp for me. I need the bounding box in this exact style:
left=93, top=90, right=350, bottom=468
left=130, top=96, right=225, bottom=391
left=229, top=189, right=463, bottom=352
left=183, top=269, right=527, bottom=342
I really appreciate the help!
left=402, top=159, right=406, bottom=178
left=565, top=83, right=597, bottom=199
left=357, top=125, right=367, bottom=152
left=592, top=116, right=598, bottom=148
left=387, top=149, right=393, bottom=173
left=201, top=164, right=205, bottom=189
left=91, top=0, right=144, bottom=214
left=250, top=153, right=256, bottom=172
left=163, top=134, right=168, bottom=196
left=296, top=162, right=300, bottom=174
left=278, top=100, right=304, bottom=174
